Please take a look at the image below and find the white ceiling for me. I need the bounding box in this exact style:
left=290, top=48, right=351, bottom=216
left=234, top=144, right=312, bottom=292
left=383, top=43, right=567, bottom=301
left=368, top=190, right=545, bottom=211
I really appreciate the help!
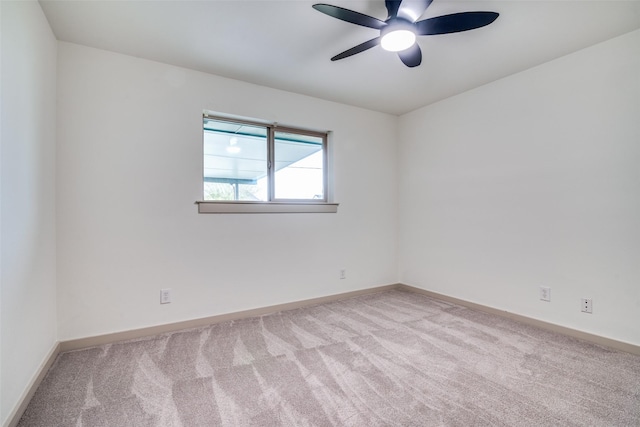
left=39, top=0, right=640, bottom=115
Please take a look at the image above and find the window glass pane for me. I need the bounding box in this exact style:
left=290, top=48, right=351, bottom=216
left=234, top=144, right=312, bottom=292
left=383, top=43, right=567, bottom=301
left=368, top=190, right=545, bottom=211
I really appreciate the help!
left=203, top=119, right=268, bottom=201
left=274, top=131, right=324, bottom=200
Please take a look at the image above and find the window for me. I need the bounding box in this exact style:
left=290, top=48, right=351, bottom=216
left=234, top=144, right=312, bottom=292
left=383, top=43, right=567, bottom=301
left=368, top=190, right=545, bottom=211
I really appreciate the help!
left=199, top=114, right=337, bottom=213
left=203, top=119, right=269, bottom=201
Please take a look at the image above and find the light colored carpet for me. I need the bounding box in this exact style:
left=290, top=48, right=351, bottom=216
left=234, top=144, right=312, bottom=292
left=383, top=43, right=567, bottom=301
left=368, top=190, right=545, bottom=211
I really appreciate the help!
left=18, top=290, right=640, bottom=426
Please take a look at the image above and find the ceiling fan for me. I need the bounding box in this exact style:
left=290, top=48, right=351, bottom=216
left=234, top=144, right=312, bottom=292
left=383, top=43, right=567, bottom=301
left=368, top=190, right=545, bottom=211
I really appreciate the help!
left=312, top=0, right=499, bottom=67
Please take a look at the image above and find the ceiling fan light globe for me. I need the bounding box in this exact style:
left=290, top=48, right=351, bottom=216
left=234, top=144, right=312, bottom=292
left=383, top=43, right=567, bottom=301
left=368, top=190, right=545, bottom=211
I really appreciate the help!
left=380, top=29, right=416, bottom=52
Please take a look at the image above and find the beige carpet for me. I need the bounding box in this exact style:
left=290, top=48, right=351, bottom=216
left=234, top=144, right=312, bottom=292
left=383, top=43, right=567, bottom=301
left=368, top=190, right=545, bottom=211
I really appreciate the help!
left=18, top=290, right=640, bottom=426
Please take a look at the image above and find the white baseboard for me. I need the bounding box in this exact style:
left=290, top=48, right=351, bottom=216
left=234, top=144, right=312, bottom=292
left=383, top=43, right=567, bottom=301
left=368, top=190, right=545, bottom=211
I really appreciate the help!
left=60, top=284, right=399, bottom=352
left=3, top=341, right=61, bottom=427
left=59, top=283, right=640, bottom=355
left=397, top=284, right=640, bottom=356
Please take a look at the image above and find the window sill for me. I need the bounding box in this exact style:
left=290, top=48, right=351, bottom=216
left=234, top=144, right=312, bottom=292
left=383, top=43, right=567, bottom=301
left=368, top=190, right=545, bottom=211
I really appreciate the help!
left=196, top=201, right=339, bottom=214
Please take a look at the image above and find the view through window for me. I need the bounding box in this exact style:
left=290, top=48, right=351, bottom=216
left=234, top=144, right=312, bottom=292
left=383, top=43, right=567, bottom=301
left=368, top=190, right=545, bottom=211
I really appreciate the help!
left=203, top=116, right=327, bottom=202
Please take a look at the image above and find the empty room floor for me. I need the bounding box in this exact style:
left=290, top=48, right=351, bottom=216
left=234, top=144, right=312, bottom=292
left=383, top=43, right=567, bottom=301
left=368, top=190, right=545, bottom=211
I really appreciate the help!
left=18, top=290, right=640, bottom=426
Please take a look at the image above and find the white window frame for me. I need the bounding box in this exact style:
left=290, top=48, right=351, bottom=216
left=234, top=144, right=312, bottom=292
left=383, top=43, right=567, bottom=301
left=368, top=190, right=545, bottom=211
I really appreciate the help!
left=197, top=113, right=338, bottom=214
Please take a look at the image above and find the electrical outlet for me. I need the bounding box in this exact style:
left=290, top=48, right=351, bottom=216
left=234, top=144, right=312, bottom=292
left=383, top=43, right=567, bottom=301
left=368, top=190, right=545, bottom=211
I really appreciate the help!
left=581, top=298, right=592, bottom=314
left=540, top=286, right=551, bottom=302
left=340, top=269, right=346, bottom=280
left=160, top=288, right=172, bottom=304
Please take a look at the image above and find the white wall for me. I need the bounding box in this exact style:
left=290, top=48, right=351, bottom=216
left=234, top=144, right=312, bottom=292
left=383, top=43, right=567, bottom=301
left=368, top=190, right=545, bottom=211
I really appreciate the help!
left=398, top=30, right=640, bottom=345
left=0, top=1, right=58, bottom=423
left=56, top=42, right=398, bottom=340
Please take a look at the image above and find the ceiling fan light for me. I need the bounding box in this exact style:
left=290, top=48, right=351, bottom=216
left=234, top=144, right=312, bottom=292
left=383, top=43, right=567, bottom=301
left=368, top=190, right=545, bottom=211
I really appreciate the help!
left=380, top=16, right=417, bottom=53
left=381, top=30, right=416, bottom=51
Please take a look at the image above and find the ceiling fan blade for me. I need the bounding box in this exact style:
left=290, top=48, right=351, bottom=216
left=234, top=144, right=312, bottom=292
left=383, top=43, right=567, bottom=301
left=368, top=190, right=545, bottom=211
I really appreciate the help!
left=313, top=4, right=386, bottom=30
left=396, top=0, right=433, bottom=22
left=385, top=0, right=401, bottom=19
left=415, top=11, right=499, bottom=35
left=331, top=37, right=381, bottom=61
left=397, top=43, right=422, bottom=67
